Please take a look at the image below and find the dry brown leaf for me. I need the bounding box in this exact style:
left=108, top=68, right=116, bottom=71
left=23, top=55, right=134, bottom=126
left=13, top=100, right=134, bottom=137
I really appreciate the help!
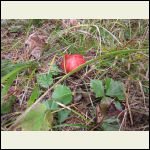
left=24, top=32, right=47, bottom=59
left=62, top=19, right=78, bottom=28
left=96, top=104, right=104, bottom=124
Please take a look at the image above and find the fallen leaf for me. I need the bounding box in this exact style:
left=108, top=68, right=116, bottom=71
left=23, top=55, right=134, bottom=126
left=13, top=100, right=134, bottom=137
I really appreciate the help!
left=100, top=97, right=113, bottom=115
left=24, top=32, right=47, bottom=59
left=62, top=19, right=78, bottom=28
left=96, top=104, right=104, bottom=124
left=30, top=47, right=42, bottom=59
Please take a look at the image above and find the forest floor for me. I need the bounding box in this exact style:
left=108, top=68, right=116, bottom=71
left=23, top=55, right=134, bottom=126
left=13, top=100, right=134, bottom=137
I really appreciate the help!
left=1, top=19, right=149, bottom=131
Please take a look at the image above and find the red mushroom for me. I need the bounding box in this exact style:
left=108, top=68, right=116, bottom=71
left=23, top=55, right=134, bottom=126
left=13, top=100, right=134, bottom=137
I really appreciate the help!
left=61, top=54, right=86, bottom=73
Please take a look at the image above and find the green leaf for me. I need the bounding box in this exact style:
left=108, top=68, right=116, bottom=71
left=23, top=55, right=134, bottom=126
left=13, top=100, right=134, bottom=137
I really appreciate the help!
left=1, top=60, right=37, bottom=77
left=20, top=103, right=51, bottom=131
left=49, top=64, right=61, bottom=76
left=90, top=79, right=104, bottom=98
left=124, top=29, right=131, bottom=40
left=1, top=96, right=16, bottom=114
left=1, top=61, right=37, bottom=83
left=30, top=19, right=43, bottom=27
left=58, top=109, right=71, bottom=123
left=41, top=110, right=53, bottom=130
left=105, top=78, right=112, bottom=90
left=52, top=85, right=72, bottom=105
left=9, top=25, right=22, bottom=33
left=105, top=78, right=125, bottom=100
left=113, top=101, right=122, bottom=110
left=101, top=117, right=120, bottom=131
left=1, top=60, right=14, bottom=77
left=1, top=73, right=17, bottom=102
left=27, top=85, right=40, bottom=107
left=44, top=99, right=58, bottom=110
left=143, top=86, right=149, bottom=94
left=36, top=73, right=53, bottom=88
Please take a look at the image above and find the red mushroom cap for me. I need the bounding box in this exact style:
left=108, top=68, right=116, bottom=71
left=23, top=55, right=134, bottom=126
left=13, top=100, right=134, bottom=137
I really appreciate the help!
left=61, top=54, right=86, bottom=73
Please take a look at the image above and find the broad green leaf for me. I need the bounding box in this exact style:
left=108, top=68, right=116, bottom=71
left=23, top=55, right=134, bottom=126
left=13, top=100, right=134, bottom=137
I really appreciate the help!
left=1, top=60, right=14, bottom=77
left=36, top=73, right=53, bottom=88
left=90, top=79, right=104, bottom=98
left=1, top=96, right=16, bottom=114
left=1, top=73, right=17, bottom=102
left=105, top=78, right=125, bottom=100
left=49, top=64, right=61, bottom=76
left=101, top=117, right=120, bottom=131
left=52, top=84, right=72, bottom=105
left=58, top=109, right=71, bottom=123
left=105, top=78, right=112, bottom=91
left=27, top=85, right=40, bottom=107
left=20, top=103, right=51, bottom=131
left=1, top=60, right=37, bottom=77
left=45, top=110, right=53, bottom=125
left=41, top=110, right=53, bottom=130
left=1, top=61, right=37, bottom=83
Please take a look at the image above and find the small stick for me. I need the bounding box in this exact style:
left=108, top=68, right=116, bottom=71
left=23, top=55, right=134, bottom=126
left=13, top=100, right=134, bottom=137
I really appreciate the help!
left=119, top=110, right=127, bottom=131
left=138, top=80, right=147, bottom=110
left=124, top=80, right=133, bottom=126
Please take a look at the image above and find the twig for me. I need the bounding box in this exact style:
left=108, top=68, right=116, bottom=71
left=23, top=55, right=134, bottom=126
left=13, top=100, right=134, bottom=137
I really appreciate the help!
left=72, top=105, right=92, bottom=120
left=119, top=110, right=127, bottom=131
left=124, top=80, right=134, bottom=126
left=92, top=25, right=102, bottom=57
left=51, top=102, right=80, bottom=114
left=55, top=101, right=90, bottom=123
left=73, top=66, right=94, bottom=95
left=146, top=67, right=149, bottom=78
left=138, top=80, right=147, bottom=110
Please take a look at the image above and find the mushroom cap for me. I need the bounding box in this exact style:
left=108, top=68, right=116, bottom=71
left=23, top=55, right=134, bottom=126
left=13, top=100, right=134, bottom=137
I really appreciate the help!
left=61, top=54, right=86, bottom=73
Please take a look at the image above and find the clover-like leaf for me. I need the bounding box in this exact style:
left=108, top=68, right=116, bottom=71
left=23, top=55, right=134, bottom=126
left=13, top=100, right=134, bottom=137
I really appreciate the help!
left=90, top=79, right=104, bottom=98
left=101, top=117, right=120, bottom=131
left=36, top=73, right=53, bottom=88
left=49, top=64, right=61, bottom=76
left=58, top=109, right=71, bottom=123
left=52, top=84, right=72, bottom=105
left=105, top=78, right=125, bottom=100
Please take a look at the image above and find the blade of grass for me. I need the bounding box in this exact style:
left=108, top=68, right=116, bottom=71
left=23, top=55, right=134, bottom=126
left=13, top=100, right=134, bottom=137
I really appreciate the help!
left=20, top=68, right=36, bottom=106
left=27, top=85, right=40, bottom=107
left=55, top=101, right=90, bottom=123
left=1, top=73, right=17, bottom=104
left=1, top=61, right=38, bottom=83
